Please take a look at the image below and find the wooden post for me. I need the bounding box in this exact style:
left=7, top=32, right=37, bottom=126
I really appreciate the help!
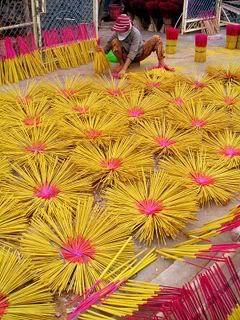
left=182, top=0, right=188, bottom=34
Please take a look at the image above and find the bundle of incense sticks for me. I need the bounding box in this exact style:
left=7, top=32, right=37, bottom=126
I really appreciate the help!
left=166, top=27, right=179, bottom=54
left=237, top=24, right=240, bottom=49
left=195, top=33, right=208, bottom=63
left=4, top=37, right=24, bottom=84
left=226, top=24, right=239, bottom=49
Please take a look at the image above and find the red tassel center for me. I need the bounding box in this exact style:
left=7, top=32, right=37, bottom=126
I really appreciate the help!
left=146, top=81, right=161, bottom=88
left=60, top=89, right=77, bottom=97
left=220, top=146, right=240, bottom=158
left=34, top=183, right=60, bottom=199
left=72, top=105, right=88, bottom=114
left=128, top=107, right=145, bottom=118
left=85, top=129, right=103, bottom=139
left=137, top=199, right=163, bottom=216
left=0, top=294, right=8, bottom=317
left=101, top=158, right=122, bottom=170
left=25, top=142, right=46, bottom=153
left=61, top=236, right=96, bottom=264
left=191, top=118, right=207, bottom=128
left=107, top=88, right=122, bottom=96
left=192, top=173, right=215, bottom=186
left=224, top=96, right=235, bottom=106
left=155, top=137, right=176, bottom=147
left=174, top=97, right=184, bottom=106
left=23, top=116, right=40, bottom=126
left=194, top=81, right=206, bottom=89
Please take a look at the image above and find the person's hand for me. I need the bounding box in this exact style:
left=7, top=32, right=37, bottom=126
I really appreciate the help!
left=158, top=63, right=175, bottom=72
left=118, top=69, right=126, bottom=78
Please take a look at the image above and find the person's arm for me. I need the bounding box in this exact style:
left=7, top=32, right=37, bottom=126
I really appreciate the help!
left=104, top=33, right=117, bottom=54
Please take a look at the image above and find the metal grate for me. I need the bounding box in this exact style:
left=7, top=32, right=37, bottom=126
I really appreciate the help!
left=186, top=0, right=218, bottom=20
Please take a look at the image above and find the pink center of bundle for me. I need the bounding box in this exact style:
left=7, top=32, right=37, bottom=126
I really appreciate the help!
left=60, top=89, right=77, bottom=97
left=155, top=137, right=176, bottom=147
left=25, top=142, right=46, bottom=153
left=137, top=199, right=163, bottom=216
left=101, top=158, right=122, bottom=170
left=128, top=107, right=145, bottom=118
left=34, top=183, right=59, bottom=199
left=0, top=294, right=8, bottom=317
left=146, top=81, right=161, bottom=88
left=224, top=96, right=235, bottom=106
left=191, top=119, right=207, bottom=128
left=107, top=88, right=122, bottom=96
left=220, top=146, right=240, bottom=158
left=192, top=174, right=215, bottom=186
left=61, top=236, right=96, bottom=264
left=194, top=81, right=206, bottom=89
left=72, top=105, right=88, bottom=114
left=174, top=97, right=184, bottom=106
left=23, top=116, right=40, bottom=126
left=85, top=129, right=102, bottom=139
left=17, top=95, right=32, bottom=103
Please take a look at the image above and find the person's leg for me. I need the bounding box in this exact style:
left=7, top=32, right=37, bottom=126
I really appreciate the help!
left=136, top=35, right=174, bottom=71
left=111, top=38, right=126, bottom=72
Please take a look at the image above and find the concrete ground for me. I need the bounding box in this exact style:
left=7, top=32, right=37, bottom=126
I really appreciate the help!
left=1, top=24, right=240, bottom=310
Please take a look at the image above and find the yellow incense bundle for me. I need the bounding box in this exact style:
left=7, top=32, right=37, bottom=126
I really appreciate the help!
left=105, top=171, right=197, bottom=245
left=62, top=112, right=128, bottom=145
left=92, top=76, right=129, bottom=99
left=206, top=64, right=240, bottom=84
left=203, top=81, right=240, bottom=111
left=166, top=101, right=229, bottom=136
left=134, top=118, right=200, bottom=156
left=93, top=49, right=110, bottom=74
left=0, top=249, right=55, bottom=320
left=72, top=137, right=152, bottom=187
left=161, top=149, right=240, bottom=206
left=21, top=197, right=134, bottom=294
left=110, top=89, right=164, bottom=123
left=2, top=157, right=90, bottom=216
left=203, top=130, right=240, bottom=168
left=0, top=123, right=72, bottom=164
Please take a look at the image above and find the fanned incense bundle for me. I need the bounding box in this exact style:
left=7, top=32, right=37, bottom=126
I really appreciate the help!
left=52, top=93, right=106, bottom=118
left=0, top=249, right=55, bottom=319
left=134, top=118, right=200, bottom=156
left=0, top=158, right=10, bottom=181
left=0, top=98, right=50, bottom=130
left=183, top=73, right=214, bottom=91
left=21, top=197, right=134, bottom=294
left=226, top=24, right=239, bottom=49
left=105, top=171, right=197, bottom=245
left=166, top=101, right=229, bottom=135
left=127, top=70, right=176, bottom=92
left=72, top=137, right=152, bottom=187
left=161, top=150, right=240, bottom=206
left=92, top=76, right=129, bottom=98
left=0, top=123, right=72, bottom=163
left=195, top=34, right=208, bottom=63
left=111, top=90, right=163, bottom=123
left=93, top=40, right=110, bottom=74
left=0, top=81, right=44, bottom=107
left=203, top=82, right=240, bottom=111
left=204, top=130, right=240, bottom=168
left=0, top=197, right=27, bottom=248
left=154, top=83, right=201, bottom=108
left=42, top=76, right=93, bottom=101
left=206, top=64, right=240, bottom=84
left=166, top=27, right=179, bottom=54
left=62, top=112, right=128, bottom=145
left=2, top=157, right=90, bottom=216
left=188, top=205, right=240, bottom=239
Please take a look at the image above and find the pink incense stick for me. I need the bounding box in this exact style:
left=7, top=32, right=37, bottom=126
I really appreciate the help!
left=17, top=36, right=31, bottom=55
left=4, top=37, right=17, bottom=59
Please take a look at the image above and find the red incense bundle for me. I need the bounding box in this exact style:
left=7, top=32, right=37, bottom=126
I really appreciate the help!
left=195, top=33, right=208, bottom=63
left=166, top=27, right=179, bottom=54
left=226, top=24, right=239, bottom=49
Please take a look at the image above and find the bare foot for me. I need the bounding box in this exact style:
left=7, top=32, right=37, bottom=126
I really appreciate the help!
left=158, top=63, right=175, bottom=71
left=112, top=65, right=123, bottom=73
